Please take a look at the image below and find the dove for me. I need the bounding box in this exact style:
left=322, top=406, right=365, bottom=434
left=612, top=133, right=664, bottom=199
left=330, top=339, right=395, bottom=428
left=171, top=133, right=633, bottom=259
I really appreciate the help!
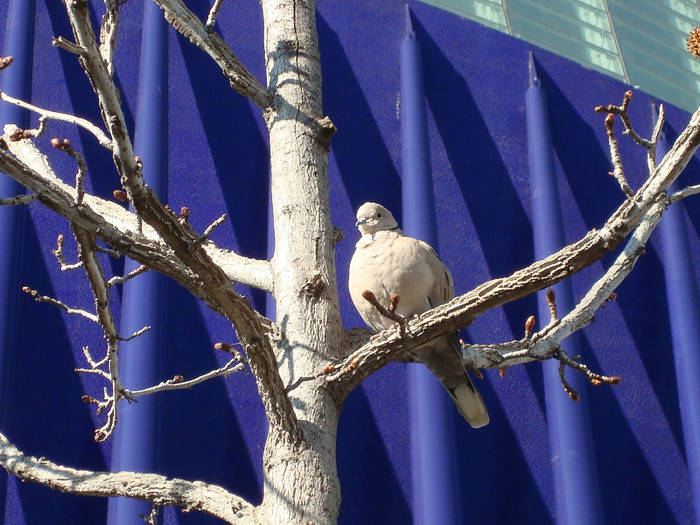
left=348, top=202, right=489, bottom=428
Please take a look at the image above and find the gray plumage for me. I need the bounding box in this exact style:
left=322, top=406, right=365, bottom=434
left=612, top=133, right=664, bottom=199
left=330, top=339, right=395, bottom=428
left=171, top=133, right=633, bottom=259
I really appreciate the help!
left=348, top=202, right=489, bottom=428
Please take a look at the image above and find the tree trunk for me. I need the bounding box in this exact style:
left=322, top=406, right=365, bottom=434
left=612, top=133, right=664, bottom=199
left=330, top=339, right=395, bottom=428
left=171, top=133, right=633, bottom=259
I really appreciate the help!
left=260, top=0, right=343, bottom=522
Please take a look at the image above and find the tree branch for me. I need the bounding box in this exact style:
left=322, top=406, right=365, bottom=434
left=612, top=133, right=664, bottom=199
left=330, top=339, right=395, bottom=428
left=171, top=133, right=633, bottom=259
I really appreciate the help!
left=52, top=234, right=84, bottom=271
left=0, top=137, right=292, bottom=431
left=0, top=82, right=112, bottom=149
left=331, top=101, right=700, bottom=395
left=15, top=1, right=295, bottom=436
left=603, top=113, right=634, bottom=197
left=71, top=225, right=123, bottom=441
left=205, top=0, right=225, bottom=32
left=0, top=128, right=273, bottom=291
left=595, top=90, right=653, bottom=149
left=463, top=194, right=665, bottom=373
left=22, top=286, right=98, bottom=323
left=649, top=103, right=666, bottom=174
left=30, top=223, right=250, bottom=441
left=0, top=117, right=291, bottom=438
left=59, top=0, right=143, bottom=196
left=0, top=193, right=36, bottom=206
left=0, top=432, right=257, bottom=524
left=98, top=0, right=120, bottom=76
left=63, top=0, right=296, bottom=437
left=150, top=0, right=272, bottom=109
left=123, top=355, right=245, bottom=398
left=670, top=183, right=700, bottom=203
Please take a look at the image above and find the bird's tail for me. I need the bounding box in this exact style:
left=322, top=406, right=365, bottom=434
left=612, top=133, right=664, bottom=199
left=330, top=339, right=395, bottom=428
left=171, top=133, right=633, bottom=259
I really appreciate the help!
left=444, top=370, right=489, bottom=428
left=418, top=332, right=489, bottom=428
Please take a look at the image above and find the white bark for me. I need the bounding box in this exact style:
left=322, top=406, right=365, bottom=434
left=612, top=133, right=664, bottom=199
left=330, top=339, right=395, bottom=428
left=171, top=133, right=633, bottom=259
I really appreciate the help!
left=0, top=127, right=273, bottom=292
left=259, top=0, right=342, bottom=522
left=0, top=432, right=257, bottom=523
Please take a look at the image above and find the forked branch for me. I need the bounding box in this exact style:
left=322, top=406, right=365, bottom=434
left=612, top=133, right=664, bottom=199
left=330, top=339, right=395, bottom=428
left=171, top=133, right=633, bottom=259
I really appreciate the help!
left=0, top=6, right=294, bottom=442
left=330, top=94, right=700, bottom=396
left=150, top=0, right=271, bottom=109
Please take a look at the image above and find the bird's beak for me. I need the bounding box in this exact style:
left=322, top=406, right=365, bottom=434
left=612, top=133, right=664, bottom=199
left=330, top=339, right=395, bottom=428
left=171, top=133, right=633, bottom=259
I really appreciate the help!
left=355, top=218, right=367, bottom=227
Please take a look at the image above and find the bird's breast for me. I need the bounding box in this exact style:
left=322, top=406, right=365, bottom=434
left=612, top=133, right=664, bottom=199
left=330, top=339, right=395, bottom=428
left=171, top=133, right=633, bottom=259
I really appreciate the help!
left=349, top=236, right=434, bottom=318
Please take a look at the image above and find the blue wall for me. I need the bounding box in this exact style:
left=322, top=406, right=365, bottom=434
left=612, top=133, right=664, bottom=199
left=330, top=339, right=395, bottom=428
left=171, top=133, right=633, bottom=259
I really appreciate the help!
left=0, top=1, right=697, bottom=523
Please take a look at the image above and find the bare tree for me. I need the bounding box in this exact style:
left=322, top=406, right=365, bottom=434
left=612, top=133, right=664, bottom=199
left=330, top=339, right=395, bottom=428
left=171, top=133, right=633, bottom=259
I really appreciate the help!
left=0, top=1, right=699, bottom=523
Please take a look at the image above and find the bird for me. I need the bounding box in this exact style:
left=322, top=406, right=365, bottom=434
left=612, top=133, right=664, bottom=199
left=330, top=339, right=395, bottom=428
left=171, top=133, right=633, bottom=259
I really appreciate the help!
left=348, top=202, right=489, bottom=428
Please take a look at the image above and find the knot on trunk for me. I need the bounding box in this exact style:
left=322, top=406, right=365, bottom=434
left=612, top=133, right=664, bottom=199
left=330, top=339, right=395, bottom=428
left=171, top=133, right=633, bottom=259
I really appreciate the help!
left=300, top=273, right=326, bottom=299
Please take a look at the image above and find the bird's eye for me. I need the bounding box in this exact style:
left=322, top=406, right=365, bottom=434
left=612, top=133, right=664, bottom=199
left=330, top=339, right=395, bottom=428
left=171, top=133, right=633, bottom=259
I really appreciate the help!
left=376, top=213, right=382, bottom=218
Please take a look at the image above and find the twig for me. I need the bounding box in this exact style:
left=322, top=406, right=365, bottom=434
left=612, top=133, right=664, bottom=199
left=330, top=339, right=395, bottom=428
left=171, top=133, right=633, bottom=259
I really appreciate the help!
left=150, top=0, right=272, bottom=109
left=361, top=290, right=407, bottom=328
left=96, top=244, right=122, bottom=258
left=61, top=0, right=143, bottom=196
left=555, top=348, right=620, bottom=388
left=670, top=184, right=700, bottom=203
left=74, top=366, right=111, bottom=380
left=51, top=138, right=87, bottom=204
left=191, top=213, right=227, bottom=247
left=124, top=356, right=245, bottom=398
left=81, top=345, right=109, bottom=370
left=649, top=103, right=665, bottom=174
left=140, top=503, right=160, bottom=525
left=205, top=0, right=225, bottom=31
left=557, top=352, right=579, bottom=401
left=71, top=225, right=123, bottom=441
left=0, top=56, right=13, bottom=71
left=106, top=264, right=149, bottom=288
left=120, top=325, right=152, bottom=341
left=545, top=288, right=558, bottom=322
left=0, top=194, right=36, bottom=206
left=604, top=113, right=634, bottom=197
left=52, top=234, right=84, bottom=271
left=0, top=89, right=111, bottom=149
left=22, top=286, right=98, bottom=323
left=595, top=90, right=653, bottom=149
left=52, top=36, right=86, bottom=56
left=213, top=341, right=244, bottom=355
left=6, top=116, right=48, bottom=141
left=98, top=0, right=120, bottom=76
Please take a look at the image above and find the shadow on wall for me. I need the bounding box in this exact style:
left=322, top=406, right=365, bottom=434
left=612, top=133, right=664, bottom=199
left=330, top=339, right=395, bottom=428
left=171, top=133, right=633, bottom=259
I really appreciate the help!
left=46, top=1, right=130, bottom=283
left=176, top=0, right=269, bottom=315
left=318, top=14, right=403, bottom=220
left=10, top=218, right=107, bottom=523
left=160, top=280, right=263, bottom=523
left=413, top=18, right=536, bottom=350
left=337, top=382, right=412, bottom=525
left=542, top=63, right=685, bottom=448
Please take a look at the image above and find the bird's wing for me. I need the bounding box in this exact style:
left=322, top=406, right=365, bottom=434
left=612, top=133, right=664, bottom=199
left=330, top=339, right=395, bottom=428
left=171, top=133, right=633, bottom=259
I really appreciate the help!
left=416, top=240, right=455, bottom=308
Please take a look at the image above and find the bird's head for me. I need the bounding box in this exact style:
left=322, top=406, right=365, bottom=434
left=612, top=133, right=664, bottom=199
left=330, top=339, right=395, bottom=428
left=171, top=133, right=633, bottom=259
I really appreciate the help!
left=355, top=202, right=398, bottom=235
